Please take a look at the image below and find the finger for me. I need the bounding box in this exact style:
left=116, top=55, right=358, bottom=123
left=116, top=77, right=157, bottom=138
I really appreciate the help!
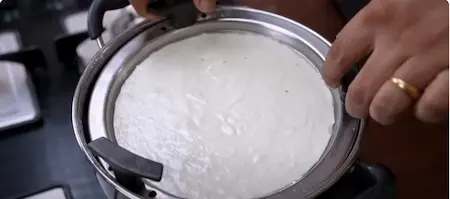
left=345, top=46, right=406, bottom=119
left=415, top=70, right=449, bottom=123
left=323, top=8, right=374, bottom=88
left=369, top=42, right=448, bottom=125
left=193, top=0, right=216, bottom=13
left=129, top=0, right=160, bottom=19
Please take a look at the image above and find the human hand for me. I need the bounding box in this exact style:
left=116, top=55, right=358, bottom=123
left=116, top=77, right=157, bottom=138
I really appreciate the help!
left=129, top=0, right=217, bottom=18
left=323, top=0, right=448, bottom=125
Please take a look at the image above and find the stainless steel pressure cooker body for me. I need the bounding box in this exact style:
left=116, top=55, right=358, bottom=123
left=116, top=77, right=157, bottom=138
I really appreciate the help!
left=72, top=0, right=395, bottom=198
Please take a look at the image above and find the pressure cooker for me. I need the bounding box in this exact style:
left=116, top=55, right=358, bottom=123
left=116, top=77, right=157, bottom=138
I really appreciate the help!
left=72, top=0, right=396, bottom=198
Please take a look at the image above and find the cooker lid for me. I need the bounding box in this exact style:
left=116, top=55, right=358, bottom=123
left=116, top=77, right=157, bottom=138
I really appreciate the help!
left=73, top=2, right=363, bottom=199
left=112, top=31, right=336, bottom=199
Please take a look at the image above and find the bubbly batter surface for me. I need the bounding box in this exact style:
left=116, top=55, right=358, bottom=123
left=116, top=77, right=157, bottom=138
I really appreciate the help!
left=113, top=33, right=335, bottom=199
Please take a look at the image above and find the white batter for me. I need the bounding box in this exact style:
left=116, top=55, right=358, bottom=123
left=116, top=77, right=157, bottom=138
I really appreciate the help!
left=113, top=33, right=335, bottom=199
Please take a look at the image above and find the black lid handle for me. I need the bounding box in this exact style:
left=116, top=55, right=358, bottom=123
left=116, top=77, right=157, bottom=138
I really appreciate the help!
left=317, top=161, right=396, bottom=199
left=88, top=137, right=164, bottom=182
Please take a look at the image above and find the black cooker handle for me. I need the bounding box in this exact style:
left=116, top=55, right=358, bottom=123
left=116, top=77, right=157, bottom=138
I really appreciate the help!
left=353, top=162, right=396, bottom=199
left=88, top=0, right=234, bottom=41
left=87, top=0, right=198, bottom=40
left=88, top=137, right=164, bottom=182
left=147, top=0, right=234, bottom=28
left=317, top=161, right=396, bottom=199
left=88, top=0, right=130, bottom=40
left=147, top=0, right=198, bottom=28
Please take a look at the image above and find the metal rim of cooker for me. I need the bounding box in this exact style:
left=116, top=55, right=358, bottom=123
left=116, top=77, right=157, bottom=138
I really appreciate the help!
left=72, top=6, right=365, bottom=199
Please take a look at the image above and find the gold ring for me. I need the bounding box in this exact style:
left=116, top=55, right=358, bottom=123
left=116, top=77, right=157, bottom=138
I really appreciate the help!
left=391, top=77, right=421, bottom=100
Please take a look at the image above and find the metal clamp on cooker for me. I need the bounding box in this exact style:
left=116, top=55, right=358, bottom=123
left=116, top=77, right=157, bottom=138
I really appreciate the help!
left=72, top=0, right=396, bottom=198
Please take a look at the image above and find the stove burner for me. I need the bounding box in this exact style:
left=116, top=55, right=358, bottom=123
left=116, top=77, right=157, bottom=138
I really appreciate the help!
left=0, top=32, right=41, bottom=131
left=12, top=185, right=72, bottom=199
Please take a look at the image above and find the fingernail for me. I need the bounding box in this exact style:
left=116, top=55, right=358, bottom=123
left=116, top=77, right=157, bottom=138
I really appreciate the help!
left=323, top=78, right=339, bottom=88
left=323, top=68, right=341, bottom=88
left=326, top=81, right=340, bottom=88
left=370, top=104, right=396, bottom=125
left=346, top=87, right=368, bottom=118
